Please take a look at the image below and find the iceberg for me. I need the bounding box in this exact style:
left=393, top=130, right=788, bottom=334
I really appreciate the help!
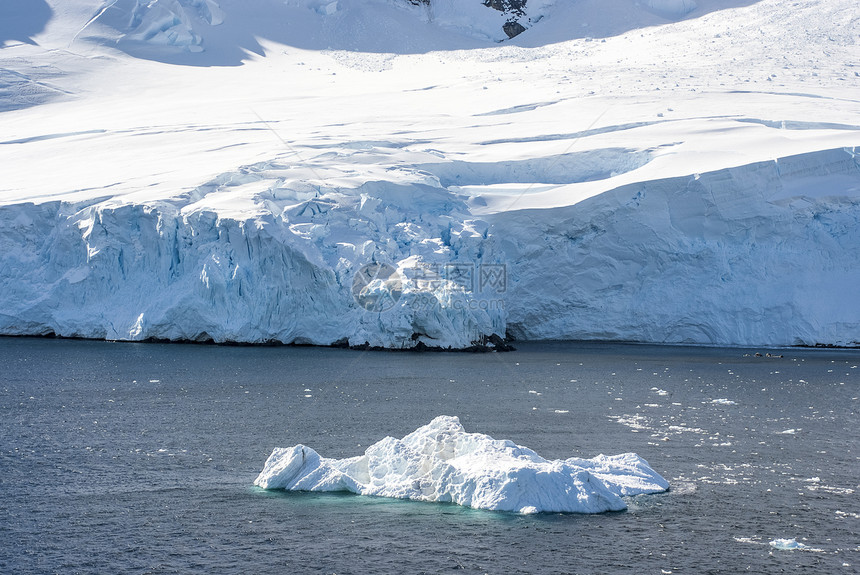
left=254, top=416, right=669, bottom=513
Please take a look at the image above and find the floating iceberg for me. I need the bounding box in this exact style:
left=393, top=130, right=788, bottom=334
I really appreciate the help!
left=710, top=399, right=737, bottom=405
left=254, top=416, right=669, bottom=513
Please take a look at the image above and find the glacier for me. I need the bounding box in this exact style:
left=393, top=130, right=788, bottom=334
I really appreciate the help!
left=0, top=167, right=506, bottom=348
left=254, top=415, right=670, bottom=513
left=497, top=147, right=860, bottom=347
left=1, top=0, right=858, bottom=349
left=1, top=146, right=857, bottom=348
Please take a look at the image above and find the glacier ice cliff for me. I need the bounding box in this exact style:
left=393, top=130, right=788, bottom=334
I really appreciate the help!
left=254, top=415, right=670, bottom=513
left=0, top=160, right=505, bottom=349
left=495, top=147, right=860, bottom=347
left=1, top=147, right=858, bottom=348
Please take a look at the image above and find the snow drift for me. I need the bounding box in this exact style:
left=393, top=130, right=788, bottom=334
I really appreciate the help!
left=254, top=415, right=670, bottom=513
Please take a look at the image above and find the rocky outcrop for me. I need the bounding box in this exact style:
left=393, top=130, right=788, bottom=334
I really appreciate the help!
left=483, top=0, right=530, bottom=38
left=406, top=0, right=535, bottom=40
left=483, top=0, right=527, bottom=18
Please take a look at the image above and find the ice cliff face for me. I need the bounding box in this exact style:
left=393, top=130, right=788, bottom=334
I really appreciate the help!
left=2, top=147, right=856, bottom=348
left=0, top=161, right=505, bottom=348
left=83, top=0, right=225, bottom=52
left=496, top=147, right=860, bottom=347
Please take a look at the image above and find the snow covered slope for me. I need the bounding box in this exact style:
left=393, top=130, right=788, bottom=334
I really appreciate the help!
left=255, top=415, right=669, bottom=513
left=1, top=0, right=858, bottom=348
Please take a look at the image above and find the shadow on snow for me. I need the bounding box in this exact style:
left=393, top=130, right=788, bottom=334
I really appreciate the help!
left=76, top=0, right=766, bottom=67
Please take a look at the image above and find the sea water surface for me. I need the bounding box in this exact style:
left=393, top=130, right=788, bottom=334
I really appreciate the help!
left=1, top=338, right=858, bottom=574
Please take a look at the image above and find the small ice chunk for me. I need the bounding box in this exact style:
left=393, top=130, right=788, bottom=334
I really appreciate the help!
left=769, top=538, right=806, bottom=550
left=710, top=398, right=736, bottom=405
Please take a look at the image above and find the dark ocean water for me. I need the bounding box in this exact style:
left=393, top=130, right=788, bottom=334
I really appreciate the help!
left=1, top=338, right=857, bottom=574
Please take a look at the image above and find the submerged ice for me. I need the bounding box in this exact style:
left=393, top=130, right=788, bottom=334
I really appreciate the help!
left=254, top=416, right=669, bottom=513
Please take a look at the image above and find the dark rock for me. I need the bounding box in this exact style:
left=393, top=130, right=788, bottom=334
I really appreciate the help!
left=405, top=1, right=531, bottom=41
left=502, top=20, right=527, bottom=38
left=483, top=0, right=527, bottom=17
left=487, top=332, right=516, bottom=351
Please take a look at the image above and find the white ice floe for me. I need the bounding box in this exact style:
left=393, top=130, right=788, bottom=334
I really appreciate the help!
left=769, top=538, right=823, bottom=552
left=770, top=538, right=806, bottom=550
left=255, top=416, right=669, bottom=513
